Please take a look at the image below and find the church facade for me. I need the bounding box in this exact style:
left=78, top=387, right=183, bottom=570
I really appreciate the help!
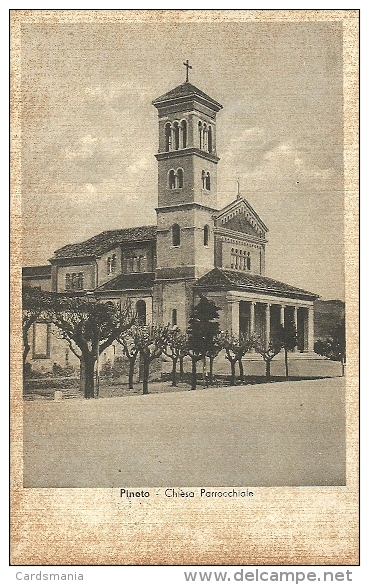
left=23, top=79, right=318, bottom=371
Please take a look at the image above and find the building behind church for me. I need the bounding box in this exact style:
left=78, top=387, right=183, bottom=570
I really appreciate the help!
left=23, top=78, right=318, bottom=374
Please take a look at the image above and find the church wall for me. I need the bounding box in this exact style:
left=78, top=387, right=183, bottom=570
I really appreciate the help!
left=192, top=155, right=218, bottom=210
left=193, top=207, right=216, bottom=278
left=158, top=153, right=195, bottom=208
left=56, top=263, right=95, bottom=292
left=25, top=324, right=80, bottom=375
left=160, top=281, right=188, bottom=330
left=220, top=239, right=263, bottom=275
left=23, top=277, right=51, bottom=292
left=156, top=207, right=195, bottom=271
left=97, top=246, right=122, bottom=286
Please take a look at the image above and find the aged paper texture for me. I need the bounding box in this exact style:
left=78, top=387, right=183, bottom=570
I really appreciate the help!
left=10, top=10, right=359, bottom=565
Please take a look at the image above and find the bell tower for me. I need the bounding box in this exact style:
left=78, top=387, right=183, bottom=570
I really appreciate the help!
left=152, top=68, right=223, bottom=283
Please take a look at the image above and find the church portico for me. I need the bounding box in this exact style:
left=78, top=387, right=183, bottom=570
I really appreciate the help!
left=224, top=291, right=314, bottom=352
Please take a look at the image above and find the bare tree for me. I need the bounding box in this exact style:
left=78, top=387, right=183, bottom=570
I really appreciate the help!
left=220, top=332, right=254, bottom=386
left=117, top=328, right=140, bottom=389
left=51, top=296, right=134, bottom=398
left=122, top=324, right=169, bottom=394
left=162, top=328, right=188, bottom=387
left=254, top=338, right=282, bottom=381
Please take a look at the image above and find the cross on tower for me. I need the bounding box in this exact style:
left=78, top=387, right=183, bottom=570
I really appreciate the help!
left=183, top=60, right=192, bottom=82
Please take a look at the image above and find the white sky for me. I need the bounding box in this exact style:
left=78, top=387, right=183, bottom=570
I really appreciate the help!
left=20, top=21, right=344, bottom=300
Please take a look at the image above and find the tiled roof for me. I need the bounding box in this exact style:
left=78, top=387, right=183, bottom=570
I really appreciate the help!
left=152, top=82, right=222, bottom=110
left=96, top=272, right=155, bottom=292
left=53, top=226, right=157, bottom=259
left=22, top=265, right=52, bottom=278
left=194, top=268, right=318, bottom=301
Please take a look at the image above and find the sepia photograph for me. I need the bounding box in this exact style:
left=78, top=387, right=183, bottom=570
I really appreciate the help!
left=11, top=9, right=358, bottom=566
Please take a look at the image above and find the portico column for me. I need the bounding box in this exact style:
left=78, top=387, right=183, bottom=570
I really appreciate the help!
left=265, top=303, right=271, bottom=347
left=228, top=300, right=239, bottom=337
left=250, top=301, right=255, bottom=336
left=308, top=306, right=314, bottom=352
left=280, top=305, right=285, bottom=326
left=293, top=306, right=298, bottom=352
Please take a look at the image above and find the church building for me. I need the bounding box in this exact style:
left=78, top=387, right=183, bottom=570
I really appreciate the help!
left=23, top=74, right=318, bottom=370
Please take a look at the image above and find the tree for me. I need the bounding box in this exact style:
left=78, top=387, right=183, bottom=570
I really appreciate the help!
left=162, top=328, right=188, bottom=387
left=122, top=324, right=169, bottom=394
left=275, top=321, right=297, bottom=380
left=314, top=318, right=346, bottom=376
left=22, top=286, right=52, bottom=374
left=206, top=333, right=223, bottom=385
left=187, top=296, right=220, bottom=390
left=51, top=295, right=134, bottom=398
left=220, top=332, right=254, bottom=386
left=254, top=338, right=282, bottom=381
left=118, top=328, right=140, bottom=389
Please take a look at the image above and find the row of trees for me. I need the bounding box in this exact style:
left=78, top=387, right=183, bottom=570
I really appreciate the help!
left=23, top=287, right=303, bottom=398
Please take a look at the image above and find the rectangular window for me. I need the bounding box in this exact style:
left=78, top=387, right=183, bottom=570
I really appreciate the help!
left=77, top=272, right=84, bottom=290
left=65, top=273, right=71, bottom=290
left=172, top=309, right=177, bottom=326
left=33, top=322, right=50, bottom=359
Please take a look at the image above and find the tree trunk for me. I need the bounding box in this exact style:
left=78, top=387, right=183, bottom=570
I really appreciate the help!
left=209, top=356, right=214, bottom=385
left=79, top=359, right=85, bottom=393
left=230, top=361, right=236, bottom=386
left=138, top=353, right=144, bottom=382
left=81, top=354, right=95, bottom=399
left=128, top=355, right=136, bottom=389
left=238, top=358, right=244, bottom=383
left=266, top=359, right=271, bottom=381
left=191, top=358, right=197, bottom=391
left=284, top=348, right=289, bottom=380
left=179, top=357, right=184, bottom=382
left=142, top=357, right=150, bottom=395
left=202, top=355, right=208, bottom=388
left=172, top=357, right=178, bottom=386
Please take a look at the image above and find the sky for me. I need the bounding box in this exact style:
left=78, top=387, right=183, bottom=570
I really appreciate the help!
left=20, top=21, right=344, bottom=300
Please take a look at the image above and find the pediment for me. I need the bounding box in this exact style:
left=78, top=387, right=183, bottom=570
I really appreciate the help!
left=222, top=213, right=261, bottom=238
left=216, top=198, right=268, bottom=239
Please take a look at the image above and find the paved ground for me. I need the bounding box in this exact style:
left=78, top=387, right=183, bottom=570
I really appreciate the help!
left=23, top=377, right=345, bottom=488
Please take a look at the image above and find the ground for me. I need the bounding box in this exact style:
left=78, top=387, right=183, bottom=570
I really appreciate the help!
left=23, top=377, right=345, bottom=488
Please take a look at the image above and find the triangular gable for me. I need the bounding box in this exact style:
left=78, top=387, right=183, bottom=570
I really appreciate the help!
left=216, top=198, right=268, bottom=237
left=221, top=213, right=261, bottom=238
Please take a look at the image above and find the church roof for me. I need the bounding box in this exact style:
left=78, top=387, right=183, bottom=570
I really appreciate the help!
left=152, top=82, right=223, bottom=111
left=53, top=226, right=157, bottom=260
left=194, top=268, right=318, bottom=301
left=22, top=265, right=52, bottom=278
left=96, top=272, right=155, bottom=292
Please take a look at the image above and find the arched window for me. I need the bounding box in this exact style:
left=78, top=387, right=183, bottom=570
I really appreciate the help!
left=205, top=172, right=211, bottom=191
left=172, top=224, right=180, bottom=247
left=172, top=309, right=177, bottom=327
left=176, top=168, right=184, bottom=189
left=204, top=225, right=209, bottom=246
left=136, top=300, right=146, bottom=325
left=165, top=123, right=171, bottom=152
left=181, top=120, right=187, bottom=148
left=202, top=170, right=206, bottom=189
left=111, top=254, right=117, bottom=273
left=169, top=169, right=176, bottom=189
left=247, top=253, right=251, bottom=270
left=173, top=122, right=180, bottom=151
left=208, top=126, right=212, bottom=153
left=198, top=121, right=203, bottom=149
left=203, top=124, right=208, bottom=151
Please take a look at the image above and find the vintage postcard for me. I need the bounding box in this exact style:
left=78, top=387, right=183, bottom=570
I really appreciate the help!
left=10, top=10, right=359, bottom=565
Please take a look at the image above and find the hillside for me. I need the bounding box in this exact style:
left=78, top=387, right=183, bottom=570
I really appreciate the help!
left=314, top=300, right=345, bottom=341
